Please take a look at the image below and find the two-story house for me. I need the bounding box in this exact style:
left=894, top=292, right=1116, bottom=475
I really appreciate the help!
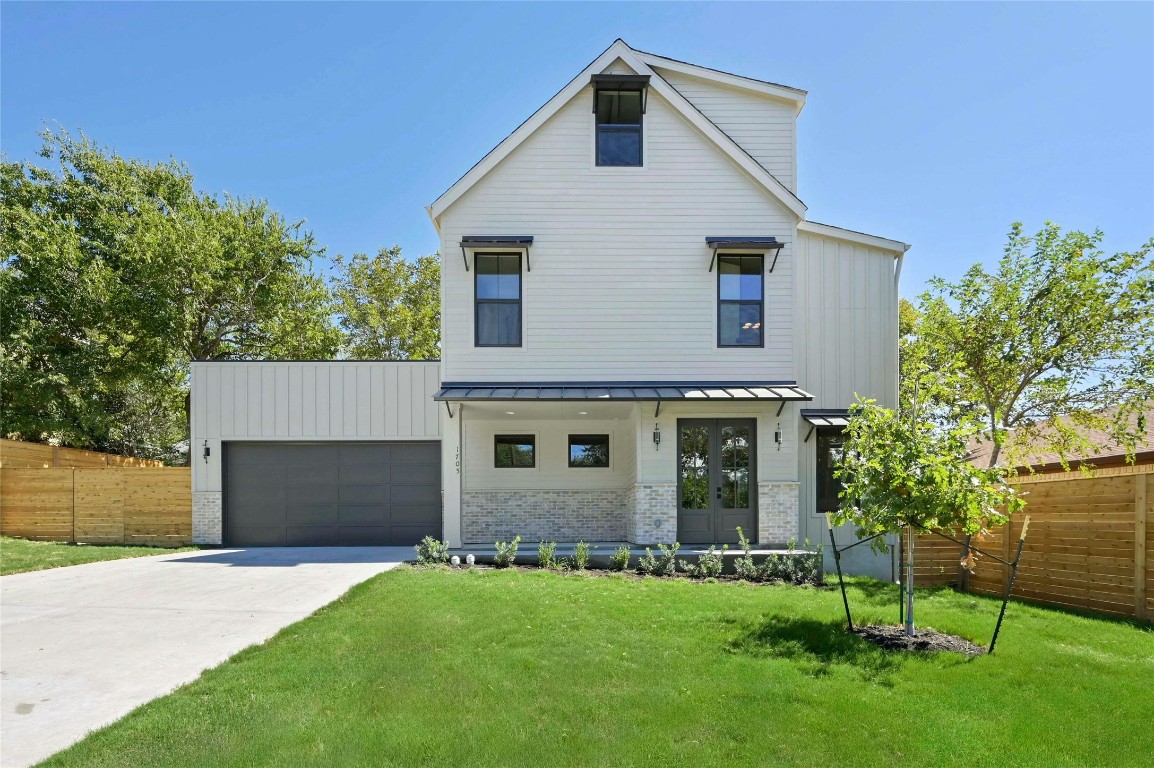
left=189, top=40, right=907, bottom=577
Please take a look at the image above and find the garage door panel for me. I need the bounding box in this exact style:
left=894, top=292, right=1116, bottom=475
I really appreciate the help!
left=225, top=442, right=440, bottom=547
left=286, top=504, right=339, bottom=526
left=390, top=484, right=441, bottom=505
left=286, top=526, right=340, bottom=546
left=390, top=463, right=439, bottom=484
left=339, top=464, right=387, bottom=484
left=338, top=526, right=390, bottom=545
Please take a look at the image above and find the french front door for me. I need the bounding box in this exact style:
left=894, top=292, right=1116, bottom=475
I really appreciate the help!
left=677, top=419, right=757, bottom=544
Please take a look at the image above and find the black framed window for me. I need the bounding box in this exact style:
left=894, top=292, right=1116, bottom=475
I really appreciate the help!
left=596, top=89, right=643, bottom=166
left=475, top=253, right=522, bottom=346
left=718, top=254, right=764, bottom=347
left=568, top=434, right=610, bottom=468
left=816, top=429, right=846, bottom=512
left=495, top=435, right=535, bottom=468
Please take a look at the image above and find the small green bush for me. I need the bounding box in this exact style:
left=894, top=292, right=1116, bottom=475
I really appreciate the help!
left=638, top=542, right=679, bottom=576
left=608, top=544, right=631, bottom=571
left=574, top=541, right=592, bottom=570
left=733, top=527, right=758, bottom=581
left=538, top=540, right=557, bottom=569
left=494, top=536, right=521, bottom=568
left=682, top=544, right=727, bottom=578
left=414, top=536, right=450, bottom=566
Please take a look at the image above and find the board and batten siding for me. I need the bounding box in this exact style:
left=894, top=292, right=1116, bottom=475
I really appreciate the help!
left=655, top=67, right=798, bottom=193
left=191, top=361, right=440, bottom=494
left=438, top=84, right=798, bottom=383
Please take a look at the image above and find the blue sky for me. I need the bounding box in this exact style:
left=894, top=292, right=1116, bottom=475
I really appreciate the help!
left=3, top=1, right=1151, bottom=296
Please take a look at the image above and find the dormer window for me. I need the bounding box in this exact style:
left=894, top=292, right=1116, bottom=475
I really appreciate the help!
left=592, top=74, right=649, bottom=167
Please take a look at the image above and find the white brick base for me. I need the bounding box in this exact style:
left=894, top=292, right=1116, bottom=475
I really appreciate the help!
left=192, top=492, right=222, bottom=545
left=758, top=482, right=799, bottom=545
left=461, top=489, right=628, bottom=543
left=629, top=484, right=677, bottom=545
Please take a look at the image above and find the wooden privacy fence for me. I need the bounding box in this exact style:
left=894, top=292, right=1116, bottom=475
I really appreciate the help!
left=913, top=464, right=1152, bottom=621
left=0, top=468, right=192, bottom=547
left=0, top=438, right=163, bottom=468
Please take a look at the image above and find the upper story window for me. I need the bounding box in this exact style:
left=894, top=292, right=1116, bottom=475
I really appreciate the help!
left=592, top=74, right=648, bottom=167
left=475, top=253, right=521, bottom=347
left=717, top=255, right=764, bottom=347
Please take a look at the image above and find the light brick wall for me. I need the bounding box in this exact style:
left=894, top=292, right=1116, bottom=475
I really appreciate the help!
left=758, top=482, right=799, bottom=545
left=461, top=489, right=628, bottom=543
left=192, top=492, right=222, bottom=545
left=629, top=484, right=677, bottom=545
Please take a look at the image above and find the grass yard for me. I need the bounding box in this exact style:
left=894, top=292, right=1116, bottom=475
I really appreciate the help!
left=41, top=567, right=1154, bottom=768
left=0, top=536, right=199, bottom=575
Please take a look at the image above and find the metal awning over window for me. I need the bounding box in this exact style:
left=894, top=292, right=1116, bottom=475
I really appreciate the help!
left=459, top=235, right=534, bottom=272
left=706, top=236, right=785, bottom=272
left=436, top=381, right=812, bottom=417
left=801, top=409, right=851, bottom=442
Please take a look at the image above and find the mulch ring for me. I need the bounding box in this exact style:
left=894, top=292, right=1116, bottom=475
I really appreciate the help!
left=853, top=624, right=987, bottom=656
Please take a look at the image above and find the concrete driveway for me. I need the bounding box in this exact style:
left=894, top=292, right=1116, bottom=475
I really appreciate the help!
left=1, top=547, right=410, bottom=768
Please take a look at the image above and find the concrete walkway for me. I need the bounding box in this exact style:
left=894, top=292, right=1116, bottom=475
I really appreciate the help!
left=0, top=547, right=410, bottom=768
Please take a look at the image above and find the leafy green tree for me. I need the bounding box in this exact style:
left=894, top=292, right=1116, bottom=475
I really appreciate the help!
left=331, top=247, right=440, bottom=360
left=911, top=222, right=1153, bottom=469
left=1, top=129, right=339, bottom=458
left=833, top=398, right=1026, bottom=636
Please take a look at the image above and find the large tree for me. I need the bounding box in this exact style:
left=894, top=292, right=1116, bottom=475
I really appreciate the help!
left=1, top=129, right=339, bottom=459
left=331, top=246, right=440, bottom=360
left=909, top=222, right=1153, bottom=469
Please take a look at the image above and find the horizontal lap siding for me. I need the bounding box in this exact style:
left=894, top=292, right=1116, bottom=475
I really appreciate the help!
left=656, top=67, right=796, bottom=192
left=440, top=87, right=796, bottom=383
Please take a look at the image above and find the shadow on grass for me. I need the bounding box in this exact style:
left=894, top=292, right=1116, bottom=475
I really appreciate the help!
left=726, top=615, right=903, bottom=684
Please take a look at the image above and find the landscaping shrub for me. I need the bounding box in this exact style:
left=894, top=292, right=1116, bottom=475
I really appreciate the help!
left=608, top=544, right=631, bottom=571
left=414, top=536, right=450, bottom=565
left=680, top=544, right=727, bottom=578
left=637, top=542, right=679, bottom=576
left=574, top=541, right=592, bottom=571
left=494, top=536, right=521, bottom=568
left=733, top=527, right=758, bottom=581
left=538, top=540, right=557, bottom=569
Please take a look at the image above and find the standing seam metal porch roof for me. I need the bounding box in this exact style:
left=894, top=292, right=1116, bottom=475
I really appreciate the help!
left=800, top=409, right=851, bottom=427
left=434, top=382, right=813, bottom=402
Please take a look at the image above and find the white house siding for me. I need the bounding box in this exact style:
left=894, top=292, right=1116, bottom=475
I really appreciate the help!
left=793, top=232, right=901, bottom=577
left=437, top=85, right=797, bottom=383
left=190, top=361, right=441, bottom=544
left=655, top=67, right=798, bottom=193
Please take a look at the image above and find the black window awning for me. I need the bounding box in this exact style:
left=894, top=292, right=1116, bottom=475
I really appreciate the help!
left=801, top=409, right=851, bottom=442
left=459, top=235, right=534, bottom=272
left=591, top=74, right=650, bottom=90
left=706, top=236, right=785, bottom=272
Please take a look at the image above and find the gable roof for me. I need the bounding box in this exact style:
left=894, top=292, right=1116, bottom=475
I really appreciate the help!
left=426, top=39, right=808, bottom=228
left=633, top=47, right=807, bottom=111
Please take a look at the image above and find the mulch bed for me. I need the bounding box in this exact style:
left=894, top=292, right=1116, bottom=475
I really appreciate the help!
left=853, top=624, right=987, bottom=656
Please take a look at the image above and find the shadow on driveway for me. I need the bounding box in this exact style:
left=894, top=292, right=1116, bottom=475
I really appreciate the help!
left=164, top=546, right=415, bottom=567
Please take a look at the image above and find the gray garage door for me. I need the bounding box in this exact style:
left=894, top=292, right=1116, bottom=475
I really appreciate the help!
left=224, top=442, right=441, bottom=546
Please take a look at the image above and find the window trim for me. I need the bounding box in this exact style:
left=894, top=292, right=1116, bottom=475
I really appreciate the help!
left=474, top=252, right=523, bottom=348
left=716, top=253, right=765, bottom=348
left=494, top=434, right=536, bottom=469
left=594, top=89, right=644, bottom=168
left=567, top=433, right=611, bottom=469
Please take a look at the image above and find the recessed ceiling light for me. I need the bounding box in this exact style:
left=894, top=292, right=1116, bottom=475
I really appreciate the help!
left=578, top=411, right=588, bottom=415
left=505, top=411, right=515, bottom=415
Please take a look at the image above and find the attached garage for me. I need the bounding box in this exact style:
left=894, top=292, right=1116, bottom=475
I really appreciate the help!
left=224, top=442, right=441, bottom=546
left=191, top=361, right=443, bottom=546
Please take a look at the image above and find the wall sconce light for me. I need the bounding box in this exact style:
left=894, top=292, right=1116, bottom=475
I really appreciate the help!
left=774, top=423, right=783, bottom=451
left=653, top=423, right=662, bottom=450
left=202, top=440, right=211, bottom=463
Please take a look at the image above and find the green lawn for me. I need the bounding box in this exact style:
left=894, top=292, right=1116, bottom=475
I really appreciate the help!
left=0, top=536, right=199, bottom=575
left=41, top=568, right=1154, bottom=768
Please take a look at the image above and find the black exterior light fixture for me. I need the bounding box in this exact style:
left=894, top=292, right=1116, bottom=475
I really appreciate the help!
left=202, top=440, right=211, bottom=463
left=653, top=422, right=662, bottom=450
left=775, top=423, right=783, bottom=451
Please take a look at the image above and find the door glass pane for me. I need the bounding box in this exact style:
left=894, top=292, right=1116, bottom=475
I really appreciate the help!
left=679, top=425, right=710, bottom=510
left=720, top=424, right=751, bottom=509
